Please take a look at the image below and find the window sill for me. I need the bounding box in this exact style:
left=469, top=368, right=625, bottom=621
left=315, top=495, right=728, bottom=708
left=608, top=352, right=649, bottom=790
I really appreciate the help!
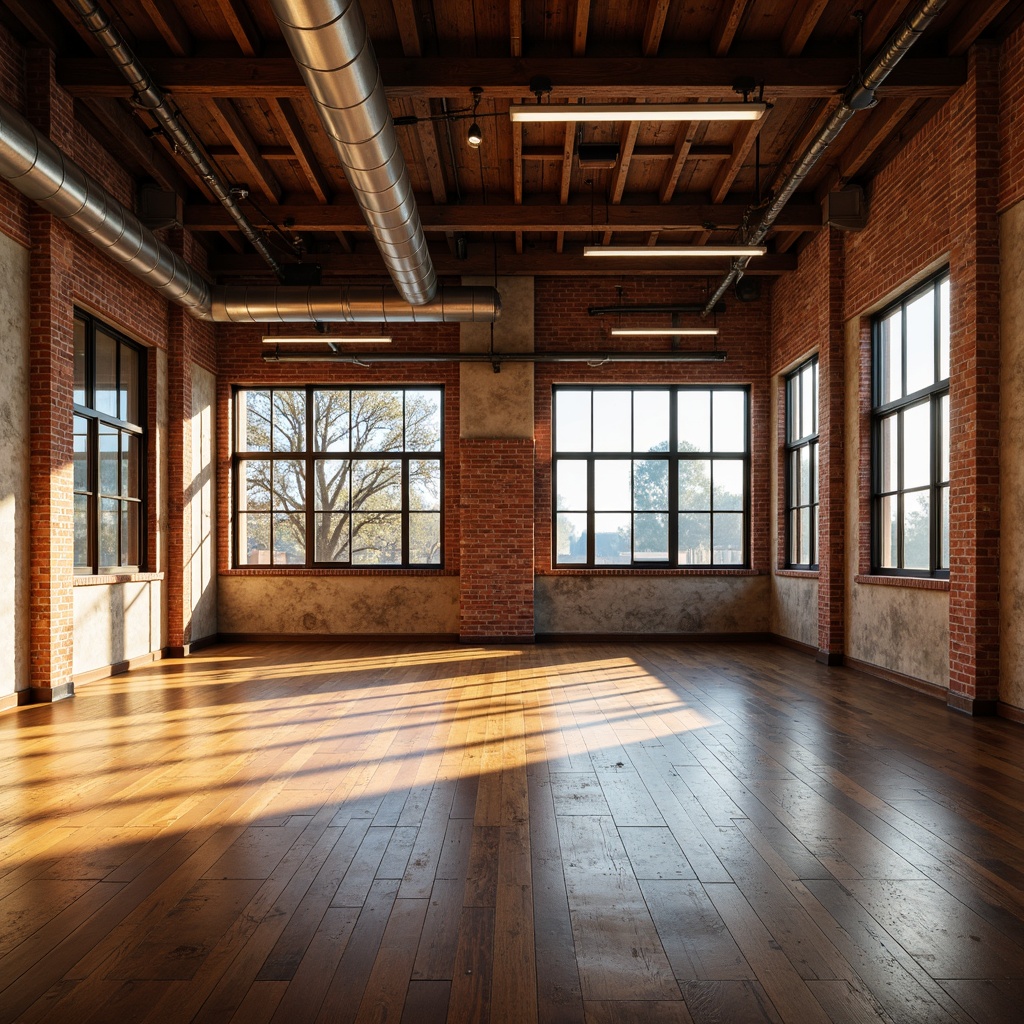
left=540, top=568, right=764, bottom=577
left=222, top=567, right=457, bottom=577
left=73, top=572, right=165, bottom=586
left=854, top=574, right=950, bottom=591
left=775, top=569, right=819, bottom=579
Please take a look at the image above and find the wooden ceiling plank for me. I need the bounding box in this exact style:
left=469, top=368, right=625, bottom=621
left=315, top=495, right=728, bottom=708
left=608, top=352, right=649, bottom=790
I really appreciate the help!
left=781, top=0, right=831, bottom=57
left=410, top=98, right=449, bottom=204
left=659, top=124, right=699, bottom=203
left=573, top=0, right=591, bottom=56
left=213, top=0, right=262, bottom=56
left=948, top=0, right=1011, bottom=55
left=642, top=0, right=672, bottom=57
left=138, top=0, right=192, bottom=57
left=712, top=0, right=749, bottom=57
left=211, top=98, right=282, bottom=204
left=837, top=98, right=916, bottom=181
left=268, top=98, right=332, bottom=203
left=710, top=118, right=766, bottom=204
left=510, top=1, right=523, bottom=57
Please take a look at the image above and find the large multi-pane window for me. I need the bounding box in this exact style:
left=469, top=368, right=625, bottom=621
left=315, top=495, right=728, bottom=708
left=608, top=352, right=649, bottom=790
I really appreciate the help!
left=872, top=271, right=950, bottom=575
left=73, top=312, right=146, bottom=574
left=553, top=386, right=749, bottom=567
left=232, top=387, right=443, bottom=567
left=785, top=356, right=818, bottom=569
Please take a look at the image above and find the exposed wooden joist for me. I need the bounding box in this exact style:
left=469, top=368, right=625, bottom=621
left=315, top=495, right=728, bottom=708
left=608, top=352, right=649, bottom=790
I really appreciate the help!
left=659, top=124, right=699, bottom=204
left=56, top=56, right=967, bottom=101
left=139, top=0, right=192, bottom=56
left=641, top=0, right=672, bottom=57
left=510, top=1, right=522, bottom=57
left=608, top=121, right=641, bottom=205
left=710, top=118, right=767, bottom=204
left=573, top=0, right=591, bottom=57
left=4, top=0, right=78, bottom=50
left=409, top=98, right=449, bottom=204
left=712, top=0, right=749, bottom=57
left=948, top=0, right=1011, bottom=55
left=836, top=98, right=916, bottom=183
left=781, top=0, right=831, bottom=57
left=392, top=0, right=423, bottom=55
left=268, top=98, right=332, bottom=203
left=213, top=0, right=262, bottom=56
left=210, top=99, right=282, bottom=204
left=522, top=144, right=730, bottom=161
left=863, top=2, right=909, bottom=54
left=559, top=119, right=576, bottom=206
left=513, top=120, right=524, bottom=204
left=186, top=197, right=822, bottom=233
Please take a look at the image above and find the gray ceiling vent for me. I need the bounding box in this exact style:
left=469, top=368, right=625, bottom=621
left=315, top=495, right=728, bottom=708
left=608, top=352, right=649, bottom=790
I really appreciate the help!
left=825, top=185, right=869, bottom=232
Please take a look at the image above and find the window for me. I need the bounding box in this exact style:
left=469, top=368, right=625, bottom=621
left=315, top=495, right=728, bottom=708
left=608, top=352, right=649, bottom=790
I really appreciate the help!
left=553, top=386, right=749, bottom=568
left=233, top=386, right=443, bottom=568
left=73, top=312, right=146, bottom=574
left=785, top=356, right=818, bottom=569
left=872, top=271, right=950, bottom=575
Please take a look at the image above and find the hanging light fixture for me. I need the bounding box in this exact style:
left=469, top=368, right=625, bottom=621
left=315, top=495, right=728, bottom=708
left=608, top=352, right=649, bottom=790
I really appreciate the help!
left=467, top=86, right=483, bottom=148
left=584, top=245, right=767, bottom=257
left=510, top=102, right=767, bottom=123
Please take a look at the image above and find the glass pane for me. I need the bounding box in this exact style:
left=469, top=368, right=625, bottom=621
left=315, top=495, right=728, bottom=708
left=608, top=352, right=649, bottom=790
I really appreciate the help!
left=313, top=390, right=350, bottom=452
left=634, top=391, right=670, bottom=453
left=593, top=390, right=632, bottom=452
left=313, top=459, right=349, bottom=512
left=314, top=511, right=350, bottom=562
left=678, top=390, right=710, bottom=452
left=634, top=513, right=668, bottom=561
left=878, top=494, right=897, bottom=568
left=939, top=278, right=950, bottom=380
left=351, top=459, right=401, bottom=511
left=273, top=460, right=306, bottom=511
left=409, top=512, right=441, bottom=564
left=812, top=504, right=818, bottom=564
left=121, top=502, right=139, bottom=565
left=802, top=362, right=816, bottom=437
left=713, top=512, right=744, bottom=564
left=123, top=434, right=141, bottom=498
left=799, top=447, right=811, bottom=510
left=94, top=330, right=118, bottom=417
left=713, top=460, right=744, bottom=511
left=352, top=512, right=402, bottom=564
left=879, top=414, right=897, bottom=493
left=903, top=490, right=930, bottom=569
left=410, top=459, right=442, bottom=511
left=678, top=512, right=711, bottom=564
left=555, top=390, right=592, bottom=452
left=120, top=343, right=139, bottom=424
left=799, top=507, right=811, bottom=565
left=242, top=460, right=271, bottom=512
left=786, top=374, right=799, bottom=444
left=239, top=512, right=272, bottom=564
left=555, top=459, right=588, bottom=510
left=74, top=493, right=89, bottom=568
left=633, top=459, right=668, bottom=511
left=98, top=425, right=118, bottom=496
left=788, top=508, right=800, bottom=565
left=902, top=401, right=931, bottom=490
left=679, top=459, right=711, bottom=511
left=789, top=449, right=802, bottom=505
left=809, top=442, right=818, bottom=504
left=272, top=390, right=306, bottom=452
left=406, top=389, right=442, bottom=452
left=74, top=319, right=87, bottom=406
left=555, top=512, right=588, bottom=564
left=352, top=390, right=403, bottom=451
left=272, top=511, right=305, bottom=564
left=99, top=497, right=119, bottom=567
left=594, top=512, right=630, bottom=564
left=940, top=485, right=949, bottom=569
left=905, top=289, right=935, bottom=395
left=594, top=459, right=630, bottom=511
left=74, top=416, right=89, bottom=492
left=239, top=391, right=271, bottom=452
left=712, top=391, right=745, bottom=452
left=881, top=309, right=902, bottom=403
left=940, top=394, right=949, bottom=482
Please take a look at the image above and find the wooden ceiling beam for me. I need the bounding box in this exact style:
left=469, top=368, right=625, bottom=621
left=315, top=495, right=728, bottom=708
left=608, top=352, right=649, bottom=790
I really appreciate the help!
left=522, top=144, right=729, bottom=161
left=510, top=1, right=523, bottom=57
left=139, top=0, right=192, bottom=57
left=642, top=0, right=672, bottom=57
left=211, top=99, right=282, bottom=204
left=781, top=0, right=831, bottom=57
left=712, top=0, right=749, bottom=57
left=659, top=124, right=699, bottom=204
left=559, top=121, right=575, bottom=206
left=513, top=120, right=524, bottom=204
left=836, top=98, right=916, bottom=182
left=573, top=0, right=591, bottom=57
left=710, top=118, right=766, bottom=204
left=947, top=0, right=1011, bottom=55
left=409, top=99, right=449, bottom=204
left=268, top=98, right=332, bottom=203
left=608, top=121, right=641, bottom=205
left=2, top=0, right=77, bottom=50
left=392, top=0, right=422, bottom=55
left=213, top=0, right=262, bottom=56
left=56, top=56, right=966, bottom=101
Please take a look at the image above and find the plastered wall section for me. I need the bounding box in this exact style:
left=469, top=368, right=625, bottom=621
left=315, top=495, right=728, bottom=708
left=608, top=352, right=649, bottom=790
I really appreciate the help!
left=843, top=317, right=949, bottom=686
left=999, top=199, right=1024, bottom=711
left=189, top=364, right=217, bottom=640
left=0, top=230, right=29, bottom=704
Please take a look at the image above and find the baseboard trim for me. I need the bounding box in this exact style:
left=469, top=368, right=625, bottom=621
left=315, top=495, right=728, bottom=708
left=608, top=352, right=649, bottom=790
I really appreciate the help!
left=771, top=634, right=818, bottom=658
left=165, top=633, right=222, bottom=658
left=946, top=692, right=999, bottom=717
left=72, top=650, right=165, bottom=687
left=997, top=701, right=1024, bottom=725
left=28, top=681, right=76, bottom=703
left=217, top=632, right=461, bottom=644
left=535, top=632, right=774, bottom=644
left=844, top=656, right=947, bottom=702
left=460, top=635, right=536, bottom=645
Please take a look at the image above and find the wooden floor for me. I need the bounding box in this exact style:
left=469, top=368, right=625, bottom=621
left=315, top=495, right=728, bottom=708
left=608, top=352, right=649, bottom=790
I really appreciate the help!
left=3, top=643, right=1024, bottom=1023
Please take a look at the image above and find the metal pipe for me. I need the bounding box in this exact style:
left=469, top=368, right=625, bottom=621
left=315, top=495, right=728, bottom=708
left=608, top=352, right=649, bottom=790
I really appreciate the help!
left=589, top=303, right=726, bottom=316
left=67, top=0, right=283, bottom=278
left=268, top=0, right=437, bottom=305
left=263, top=350, right=727, bottom=363
left=701, top=0, right=950, bottom=316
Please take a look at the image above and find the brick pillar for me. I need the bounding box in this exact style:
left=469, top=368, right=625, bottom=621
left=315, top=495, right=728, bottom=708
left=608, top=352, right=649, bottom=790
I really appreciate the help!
left=26, top=51, right=76, bottom=700
left=166, top=303, right=192, bottom=653
left=948, top=44, right=1001, bottom=714
left=817, top=230, right=846, bottom=663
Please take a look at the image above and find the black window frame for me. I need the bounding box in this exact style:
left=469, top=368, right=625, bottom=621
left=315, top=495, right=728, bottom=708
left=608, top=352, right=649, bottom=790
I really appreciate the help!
left=552, top=384, right=751, bottom=569
left=73, top=310, right=147, bottom=575
left=231, top=385, right=445, bottom=569
left=871, top=270, right=950, bottom=578
left=784, top=355, right=819, bottom=570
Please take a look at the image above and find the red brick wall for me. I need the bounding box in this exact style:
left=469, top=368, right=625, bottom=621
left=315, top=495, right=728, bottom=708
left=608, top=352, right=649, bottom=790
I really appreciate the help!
left=1000, top=19, right=1024, bottom=213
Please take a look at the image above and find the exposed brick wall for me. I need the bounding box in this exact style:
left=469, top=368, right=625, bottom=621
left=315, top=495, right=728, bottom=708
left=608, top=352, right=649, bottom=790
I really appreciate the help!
left=999, top=19, right=1024, bottom=213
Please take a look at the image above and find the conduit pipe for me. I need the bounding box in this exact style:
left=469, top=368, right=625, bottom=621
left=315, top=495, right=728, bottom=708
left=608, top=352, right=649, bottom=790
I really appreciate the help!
left=263, top=350, right=727, bottom=364
left=701, top=0, right=950, bottom=316
left=268, top=0, right=437, bottom=305
left=67, top=0, right=283, bottom=279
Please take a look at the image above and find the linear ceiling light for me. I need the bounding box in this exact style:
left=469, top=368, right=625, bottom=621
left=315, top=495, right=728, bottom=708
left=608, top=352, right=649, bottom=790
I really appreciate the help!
left=510, top=103, right=767, bottom=123
left=610, top=328, right=720, bottom=336
left=583, top=245, right=767, bottom=257
left=262, top=336, right=392, bottom=344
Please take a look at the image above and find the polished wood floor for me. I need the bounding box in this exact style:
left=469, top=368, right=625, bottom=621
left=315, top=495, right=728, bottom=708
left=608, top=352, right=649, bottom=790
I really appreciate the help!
left=3, top=642, right=1024, bottom=1023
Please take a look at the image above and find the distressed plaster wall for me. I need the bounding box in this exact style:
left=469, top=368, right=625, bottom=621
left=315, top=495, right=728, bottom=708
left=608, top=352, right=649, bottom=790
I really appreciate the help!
left=999, top=199, right=1024, bottom=711
left=772, top=577, right=819, bottom=649
left=0, top=230, right=29, bottom=703
left=219, top=576, right=459, bottom=635
left=189, top=363, right=217, bottom=641
left=535, top=576, right=770, bottom=635
left=73, top=580, right=164, bottom=675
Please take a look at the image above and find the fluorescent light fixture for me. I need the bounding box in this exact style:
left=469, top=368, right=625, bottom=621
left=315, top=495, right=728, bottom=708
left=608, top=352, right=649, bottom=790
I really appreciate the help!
left=262, top=336, right=392, bottom=344
left=583, top=245, right=767, bottom=257
left=610, top=328, right=719, bottom=336
left=510, top=102, right=767, bottom=123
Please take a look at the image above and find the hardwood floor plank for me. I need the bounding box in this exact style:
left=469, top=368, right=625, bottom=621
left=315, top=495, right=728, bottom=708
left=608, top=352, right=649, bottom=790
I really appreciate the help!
left=353, top=897, right=429, bottom=1024
left=402, top=979, right=451, bottom=1024
left=412, top=877, right=464, bottom=979
left=584, top=999, right=696, bottom=1023
left=446, top=906, right=495, bottom=1023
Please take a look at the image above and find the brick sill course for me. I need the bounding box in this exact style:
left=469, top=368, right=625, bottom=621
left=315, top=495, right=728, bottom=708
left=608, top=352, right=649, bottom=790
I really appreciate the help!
left=854, top=574, right=950, bottom=591
left=74, top=572, right=165, bottom=586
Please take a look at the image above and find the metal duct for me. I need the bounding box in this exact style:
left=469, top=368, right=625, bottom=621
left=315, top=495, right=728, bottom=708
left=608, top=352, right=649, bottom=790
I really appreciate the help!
left=67, top=0, right=283, bottom=278
left=701, top=0, right=950, bottom=316
left=268, top=0, right=437, bottom=305
left=0, top=95, right=213, bottom=316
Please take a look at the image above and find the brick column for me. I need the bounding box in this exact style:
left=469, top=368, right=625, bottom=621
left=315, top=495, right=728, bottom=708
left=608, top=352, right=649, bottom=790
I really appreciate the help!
left=166, top=303, right=192, bottom=654
left=948, top=44, right=1001, bottom=714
